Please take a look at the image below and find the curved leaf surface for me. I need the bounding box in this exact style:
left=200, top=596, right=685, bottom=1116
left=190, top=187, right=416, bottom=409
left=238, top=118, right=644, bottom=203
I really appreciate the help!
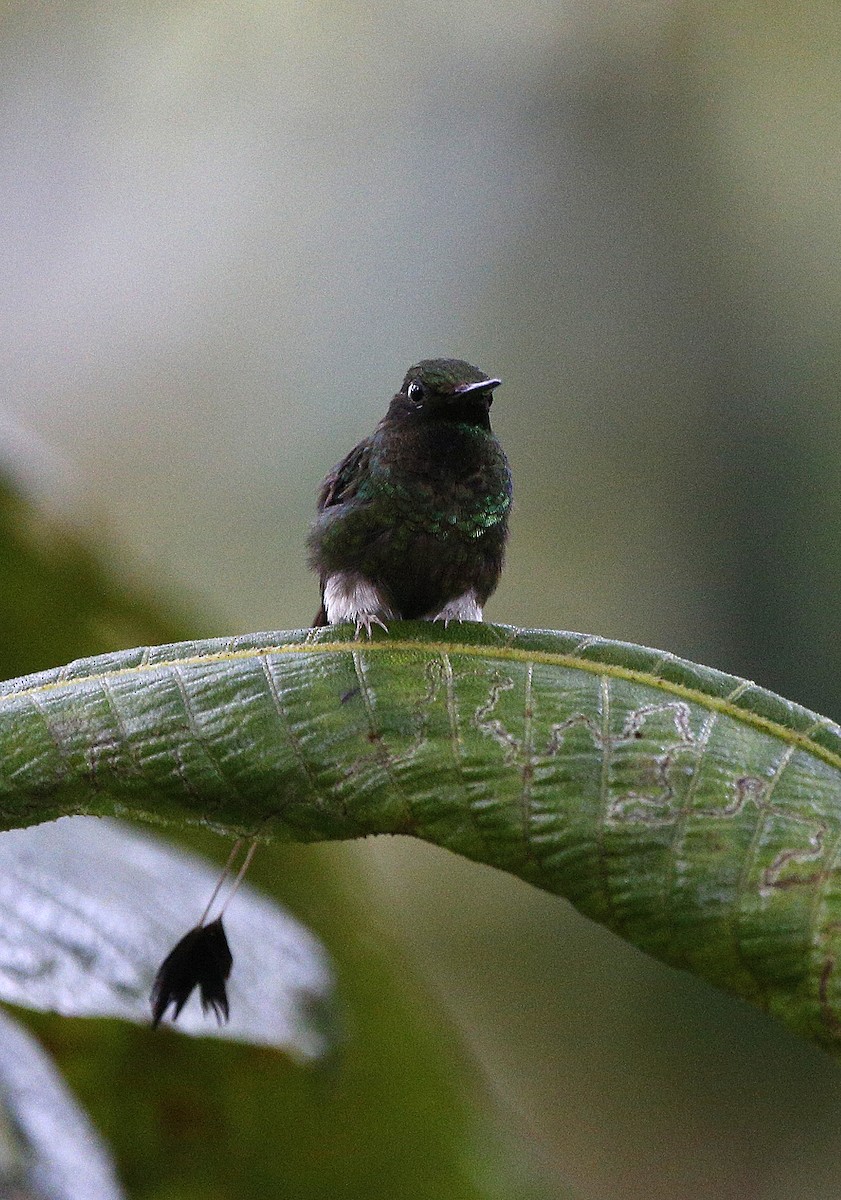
left=0, top=622, right=840, bottom=1058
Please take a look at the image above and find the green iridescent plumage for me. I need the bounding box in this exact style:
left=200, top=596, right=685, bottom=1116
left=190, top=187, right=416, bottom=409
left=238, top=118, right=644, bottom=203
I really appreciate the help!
left=308, top=358, right=512, bottom=628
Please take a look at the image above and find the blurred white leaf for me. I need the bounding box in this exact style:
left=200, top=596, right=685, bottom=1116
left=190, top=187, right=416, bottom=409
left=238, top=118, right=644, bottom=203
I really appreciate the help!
left=0, top=1007, right=125, bottom=1200
left=0, top=817, right=336, bottom=1060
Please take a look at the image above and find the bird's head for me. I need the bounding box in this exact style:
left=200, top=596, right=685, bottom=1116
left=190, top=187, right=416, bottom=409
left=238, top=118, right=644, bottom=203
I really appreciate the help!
left=390, top=358, right=502, bottom=427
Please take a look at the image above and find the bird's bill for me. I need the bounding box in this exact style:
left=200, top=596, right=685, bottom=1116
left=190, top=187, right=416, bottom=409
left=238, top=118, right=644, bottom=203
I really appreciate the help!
left=452, top=377, right=502, bottom=397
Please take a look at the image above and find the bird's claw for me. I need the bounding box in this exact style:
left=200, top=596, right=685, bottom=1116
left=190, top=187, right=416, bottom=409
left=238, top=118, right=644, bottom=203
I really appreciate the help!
left=428, top=591, right=483, bottom=626
left=354, top=614, right=389, bottom=639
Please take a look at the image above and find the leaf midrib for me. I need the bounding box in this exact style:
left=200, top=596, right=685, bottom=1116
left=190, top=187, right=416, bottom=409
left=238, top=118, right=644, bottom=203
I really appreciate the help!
left=1, top=636, right=838, bottom=775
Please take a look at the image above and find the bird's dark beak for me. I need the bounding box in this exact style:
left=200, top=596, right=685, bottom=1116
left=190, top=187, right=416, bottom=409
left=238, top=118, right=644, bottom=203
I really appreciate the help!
left=453, top=378, right=502, bottom=404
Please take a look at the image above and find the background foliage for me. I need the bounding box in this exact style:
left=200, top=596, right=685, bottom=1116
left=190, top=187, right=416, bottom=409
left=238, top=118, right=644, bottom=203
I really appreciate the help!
left=1, top=3, right=840, bottom=1197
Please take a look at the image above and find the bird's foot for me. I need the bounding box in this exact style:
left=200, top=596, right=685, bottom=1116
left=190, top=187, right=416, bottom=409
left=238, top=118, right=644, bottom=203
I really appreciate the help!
left=428, top=590, right=483, bottom=627
left=323, top=571, right=394, bottom=638
left=354, top=613, right=389, bottom=639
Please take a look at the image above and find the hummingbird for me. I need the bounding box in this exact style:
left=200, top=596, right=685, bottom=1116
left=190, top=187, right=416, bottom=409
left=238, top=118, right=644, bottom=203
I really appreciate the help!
left=308, top=358, right=512, bottom=635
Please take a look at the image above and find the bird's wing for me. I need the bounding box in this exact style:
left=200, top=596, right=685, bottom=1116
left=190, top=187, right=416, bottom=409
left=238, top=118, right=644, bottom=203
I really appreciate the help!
left=316, top=438, right=372, bottom=512
left=312, top=438, right=373, bottom=626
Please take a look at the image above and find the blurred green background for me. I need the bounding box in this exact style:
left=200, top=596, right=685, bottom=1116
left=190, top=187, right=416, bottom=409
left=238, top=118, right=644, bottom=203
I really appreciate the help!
left=2, top=2, right=841, bottom=1196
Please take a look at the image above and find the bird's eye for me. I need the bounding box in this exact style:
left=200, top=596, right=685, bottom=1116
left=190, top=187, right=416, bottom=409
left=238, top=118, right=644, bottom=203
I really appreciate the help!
left=407, top=380, right=424, bottom=404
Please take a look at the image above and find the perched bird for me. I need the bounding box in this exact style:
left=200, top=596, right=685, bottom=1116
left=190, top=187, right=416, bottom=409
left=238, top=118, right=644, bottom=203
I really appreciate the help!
left=308, top=357, right=512, bottom=634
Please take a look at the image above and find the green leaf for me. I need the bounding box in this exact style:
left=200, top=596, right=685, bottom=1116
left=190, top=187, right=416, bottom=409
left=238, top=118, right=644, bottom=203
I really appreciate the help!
left=1, top=620, right=840, bottom=1061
